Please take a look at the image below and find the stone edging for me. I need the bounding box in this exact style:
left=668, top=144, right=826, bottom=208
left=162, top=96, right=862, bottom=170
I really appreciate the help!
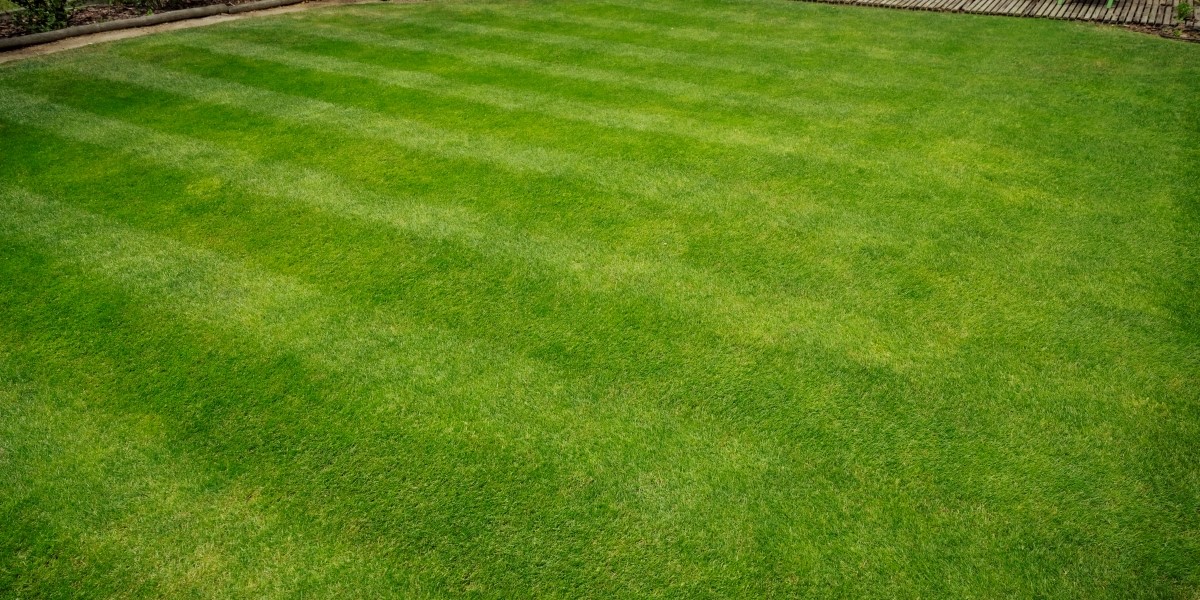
left=1, top=0, right=305, bottom=51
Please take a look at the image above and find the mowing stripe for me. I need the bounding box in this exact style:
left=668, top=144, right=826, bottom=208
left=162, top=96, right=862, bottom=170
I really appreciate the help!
left=0, top=88, right=497, bottom=246
left=152, top=34, right=799, bottom=153
left=40, top=58, right=726, bottom=205
left=589, top=0, right=831, bottom=28
left=432, top=3, right=925, bottom=65
left=0, top=188, right=326, bottom=345
left=41, top=56, right=888, bottom=222
left=0, top=187, right=794, bottom=575
left=340, top=7, right=809, bottom=80
left=293, top=21, right=878, bottom=119
left=0, top=187, right=592, bottom=433
left=0, top=90, right=867, bottom=352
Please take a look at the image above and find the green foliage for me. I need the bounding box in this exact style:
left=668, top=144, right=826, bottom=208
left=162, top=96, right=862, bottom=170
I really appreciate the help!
left=1177, top=0, right=1193, bottom=21
left=0, top=0, right=1198, bottom=597
left=11, top=0, right=70, bottom=32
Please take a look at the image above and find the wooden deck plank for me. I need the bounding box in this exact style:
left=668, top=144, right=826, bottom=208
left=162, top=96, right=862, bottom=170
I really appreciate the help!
left=1136, top=0, right=1151, bottom=23
left=1099, top=1, right=1117, bottom=21
left=1120, top=0, right=1138, bottom=23
left=1107, top=2, right=1122, bottom=20
left=1035, top=0, right=1060, bottom=16
left=984, top=0, right=1009, bottom=14
left=790, top=0, right=1184, bottom=26
left=1124, top=0, right=1140, bottom=23
left=1153, top=0, right=1167, bottom=23
left=1013, top=0, right=1036, bottom=14
left=977, top=0, right=998, bottom=12
left=989, top=0, right=1013, bottom=13
left=966, top=0, right=989, bottom=13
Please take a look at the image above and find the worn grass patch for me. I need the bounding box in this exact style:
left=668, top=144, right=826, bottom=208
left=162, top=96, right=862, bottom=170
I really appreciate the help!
left=1, top=0, right=1198, bottom=596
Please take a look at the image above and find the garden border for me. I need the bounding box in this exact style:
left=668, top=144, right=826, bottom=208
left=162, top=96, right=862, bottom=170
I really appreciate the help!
left=0, top=0, right=388, bottom=60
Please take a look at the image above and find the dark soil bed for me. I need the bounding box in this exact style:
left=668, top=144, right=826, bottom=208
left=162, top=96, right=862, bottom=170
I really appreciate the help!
left=1, top=0, right=261, bottom=38
left=1122, top=21, right=1200, bottom=41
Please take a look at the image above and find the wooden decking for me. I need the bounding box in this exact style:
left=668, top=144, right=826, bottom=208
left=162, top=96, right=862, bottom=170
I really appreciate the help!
left=800, top=0, right=1196, bottom=27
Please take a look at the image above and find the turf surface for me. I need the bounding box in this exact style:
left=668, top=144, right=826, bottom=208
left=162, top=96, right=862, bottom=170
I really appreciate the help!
left=1, top=0, right=1198, bottom=596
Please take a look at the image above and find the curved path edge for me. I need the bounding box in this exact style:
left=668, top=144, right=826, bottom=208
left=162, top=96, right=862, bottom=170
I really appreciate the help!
left=0, top=0, right=392, bottom=63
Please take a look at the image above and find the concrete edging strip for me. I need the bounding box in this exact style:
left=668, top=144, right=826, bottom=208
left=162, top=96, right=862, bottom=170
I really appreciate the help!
left=0, top=0, right=304, bottom=51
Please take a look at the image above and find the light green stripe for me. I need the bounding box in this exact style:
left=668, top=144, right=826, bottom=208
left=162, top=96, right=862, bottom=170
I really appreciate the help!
left=42, top=56, right=877, bottom=221
left=300, top=20, right=878, bottom=118
left=341, top=7, right=801, bottom=80
left=0, top=91, right=879, bottom=357
left=0, top=87, right=495, bottom=244
left=41, top=57, right=714, bottom=204
left=297, top=21, right=870, bottom=119
left=592, top=0, right=836, bottom=28
left=0, top=186, right=786, bottom=571
left=155, top=34, right=798, bottom=153
left=439, top=2, right=923, bottom=66
left=0, top=187, right=577, bottom=426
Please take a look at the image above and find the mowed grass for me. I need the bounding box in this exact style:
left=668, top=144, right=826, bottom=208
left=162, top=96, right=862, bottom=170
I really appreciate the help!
left=1, top=0, right=1198, bottom=596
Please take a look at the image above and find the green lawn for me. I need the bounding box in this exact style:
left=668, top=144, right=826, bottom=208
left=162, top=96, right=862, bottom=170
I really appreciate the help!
left=1, top=0, right=1198, bottom=596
